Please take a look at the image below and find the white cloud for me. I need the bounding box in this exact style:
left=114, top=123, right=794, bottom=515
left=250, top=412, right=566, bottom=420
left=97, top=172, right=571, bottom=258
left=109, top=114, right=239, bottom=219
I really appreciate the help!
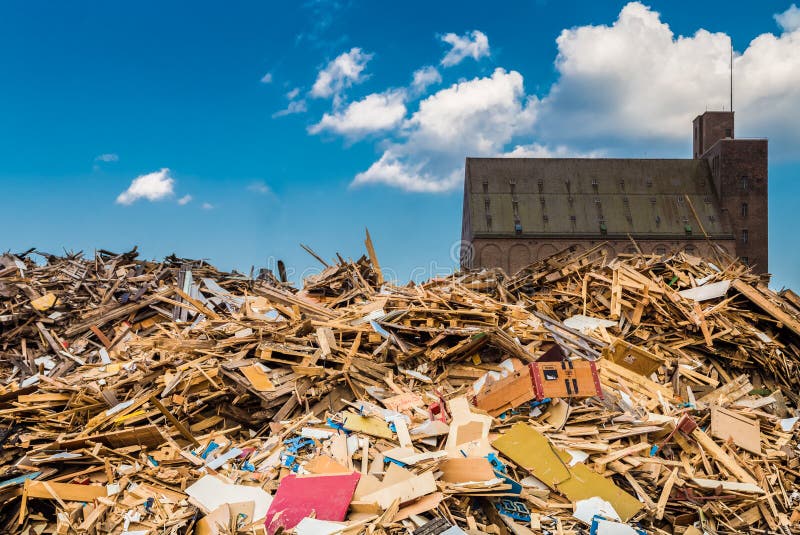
left=502, top=143, right=602, bottom=158
left=95, top=153, right=119, bottom=162
left=247, top=181, right=271, bottom=194
left=775, top=4, right=800, bottom=32
left=201, top=202, right=214, bottom=210
left=286, top=87, right=301, bottom=100
left=400, top=68, right=536, bottom=155
left=273, top=99, right=308, bottom=118
left=260, top=72, right=273, bottom=83
left=536, top=2, right=800, bottom=155
left=309, top=90, right=407, bottom=138
left=177, top=194, right=192, bottom=205
left=352, top=151, right=461, bottom=193
left=440, top=30, right=490, bottom=67
left=310, top=47, right=373, bottom=99
left=352, top=68, right=536, bottom=192
left=411, top=66, right=442, bottom=95
left=116, top=168, right=174, bottom=205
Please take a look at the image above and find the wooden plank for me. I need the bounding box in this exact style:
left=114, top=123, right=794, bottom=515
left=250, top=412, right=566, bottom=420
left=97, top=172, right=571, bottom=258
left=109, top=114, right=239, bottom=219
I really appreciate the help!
left=732, top=279, right=800, bottom=338
left=690, top=427, right=759, bottom=486
left=24, top=480, right=106, bottom=502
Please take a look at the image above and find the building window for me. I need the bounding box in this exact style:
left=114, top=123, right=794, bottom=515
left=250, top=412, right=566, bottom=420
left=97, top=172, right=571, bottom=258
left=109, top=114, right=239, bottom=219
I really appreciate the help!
left=484, top=199, right=490, bottom=212
left=512, top=200, right=519, bottom=216
left=742, top=256, right=749, bottom=265
left=537, top=179, right=544, bottom=193
left=482, top=180, right=488, bottom=194
left=741, top=202, right=748, bottom=218
left=742, top=229, right=749, bottom=244
left=514, top=220, right=522, bottom=234
left=725, top=128, right=732, bottom=138
left=741, top=176, right=749, bottom=191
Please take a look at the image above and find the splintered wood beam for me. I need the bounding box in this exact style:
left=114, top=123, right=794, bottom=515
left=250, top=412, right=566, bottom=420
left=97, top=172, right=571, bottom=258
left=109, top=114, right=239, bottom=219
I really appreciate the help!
left=364, top=228, right=383, bottom=285
left=732, top=279, right=800, bottom=338
left=149, top=395, right=199, bottom=447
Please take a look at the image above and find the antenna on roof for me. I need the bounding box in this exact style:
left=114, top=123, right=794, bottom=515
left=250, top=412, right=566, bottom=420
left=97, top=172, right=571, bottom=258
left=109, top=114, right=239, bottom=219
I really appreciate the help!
left=730, top=42, right=734, bottom=112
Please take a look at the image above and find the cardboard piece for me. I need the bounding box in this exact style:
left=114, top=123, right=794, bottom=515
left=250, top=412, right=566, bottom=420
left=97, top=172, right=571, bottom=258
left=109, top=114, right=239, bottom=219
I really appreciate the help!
left=710, top=406, right=761, bottom=454
left=359, top=468, right=436, bottom=509
left=196, top=502, right=256, bottom=535
left=264, top=472, right=360, bottom=535
left=444, top=397, right=492, bottom=457
left=392, top=491, right=444, bottom=522
left=186, top=475, right=273, bottom=522
left=304, top=455, right=351, bottom=475
left=439, top=457, right=496, bottom=483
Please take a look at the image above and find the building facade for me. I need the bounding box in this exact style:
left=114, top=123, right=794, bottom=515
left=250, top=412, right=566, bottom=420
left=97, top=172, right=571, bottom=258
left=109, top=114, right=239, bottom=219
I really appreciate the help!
left=461, top=111, right=768, bottom=273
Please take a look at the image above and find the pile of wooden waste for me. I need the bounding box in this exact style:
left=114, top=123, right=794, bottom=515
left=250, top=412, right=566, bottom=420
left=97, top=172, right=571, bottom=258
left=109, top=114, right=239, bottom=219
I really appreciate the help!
left=2, top=237, right=800, bottom=535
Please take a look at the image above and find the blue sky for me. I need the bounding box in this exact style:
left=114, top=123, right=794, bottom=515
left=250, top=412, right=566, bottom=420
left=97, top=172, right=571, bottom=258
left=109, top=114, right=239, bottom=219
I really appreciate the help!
left=1, top=1, right=798, bottom=288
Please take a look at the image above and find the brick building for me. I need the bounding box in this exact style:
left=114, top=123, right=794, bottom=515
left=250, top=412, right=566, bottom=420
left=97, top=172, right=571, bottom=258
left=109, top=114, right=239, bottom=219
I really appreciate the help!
left=461, top=111, right=768, bottom=273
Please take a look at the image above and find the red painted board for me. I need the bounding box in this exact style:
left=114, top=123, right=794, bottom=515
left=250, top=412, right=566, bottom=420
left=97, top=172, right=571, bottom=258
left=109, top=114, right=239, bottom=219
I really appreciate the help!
left=264, top=472, right=361, bottom=534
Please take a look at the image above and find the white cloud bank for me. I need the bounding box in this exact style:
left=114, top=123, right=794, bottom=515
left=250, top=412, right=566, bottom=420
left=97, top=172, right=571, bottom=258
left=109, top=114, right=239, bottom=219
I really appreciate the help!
left=309, top=90, right=407, bottom=138
left=95, top=153, right=119, bottom=162
left=352, top=68, right=538, bottom=192
left=311, top=3, right=800, bottom=193
left=177, top=194, right=192, bottom=205
left=537, top=2, right=800, bottom=154
left=116, top=168, right=174, bottom=205
left=440, top=30, right=490, bottom=67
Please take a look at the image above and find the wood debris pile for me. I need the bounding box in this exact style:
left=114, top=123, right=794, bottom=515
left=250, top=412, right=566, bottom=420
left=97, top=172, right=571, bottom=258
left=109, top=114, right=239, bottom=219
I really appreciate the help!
left=2, top=239, right=800, bottom=535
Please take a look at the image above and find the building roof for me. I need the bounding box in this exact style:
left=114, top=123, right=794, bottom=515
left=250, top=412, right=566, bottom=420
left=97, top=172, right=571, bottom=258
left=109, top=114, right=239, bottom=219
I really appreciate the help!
left=464, top=157, right=733, bottom=239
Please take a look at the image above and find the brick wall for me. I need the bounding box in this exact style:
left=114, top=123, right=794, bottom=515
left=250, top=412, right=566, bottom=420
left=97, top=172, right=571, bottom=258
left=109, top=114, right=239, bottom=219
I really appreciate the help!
left=467, top=237, right=736, bottom=274
left=702, top=139, right=768, bottom=272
